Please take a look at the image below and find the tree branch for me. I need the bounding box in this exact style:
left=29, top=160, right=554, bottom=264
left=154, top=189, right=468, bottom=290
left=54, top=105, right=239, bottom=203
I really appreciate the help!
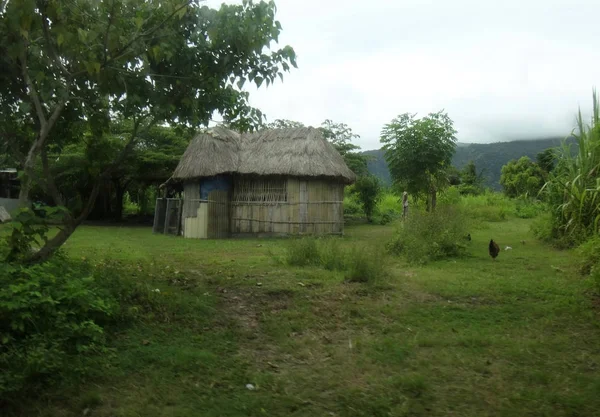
left=19, top=51, right=47, bottom=128
left=41, top=146, right=66, bottom=208
left=103, top=0, right=117, bottom=64
left=39, top=5, right=72, bottom=77
left=103, top=1, right=192, bottom=67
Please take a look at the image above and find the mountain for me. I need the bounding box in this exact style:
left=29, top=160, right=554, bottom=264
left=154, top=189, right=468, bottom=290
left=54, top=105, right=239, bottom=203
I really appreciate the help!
left=363, top=137, right=573, bottom=190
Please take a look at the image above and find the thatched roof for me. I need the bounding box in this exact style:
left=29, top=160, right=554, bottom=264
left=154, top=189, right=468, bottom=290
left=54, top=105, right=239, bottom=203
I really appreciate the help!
left=172, top=126, right=241, bottom=180
left=172, top=126, right=356, bottom=184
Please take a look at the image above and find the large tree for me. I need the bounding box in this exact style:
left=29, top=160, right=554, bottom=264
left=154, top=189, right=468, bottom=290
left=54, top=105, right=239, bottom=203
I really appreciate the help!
left=500, top=156, right=546, bottom=198
left=0, top=0, right=296, bottom=262
left=380, top=111, right=457, bottom=211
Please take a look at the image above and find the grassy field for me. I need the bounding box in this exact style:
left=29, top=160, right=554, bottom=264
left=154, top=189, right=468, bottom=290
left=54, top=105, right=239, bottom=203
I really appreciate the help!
left=7, top=217, right=600, bottom=417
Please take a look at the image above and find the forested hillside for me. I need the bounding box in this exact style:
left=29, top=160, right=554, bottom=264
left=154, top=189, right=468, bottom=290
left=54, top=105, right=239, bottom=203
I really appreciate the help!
left=363, top=136, right=573, bottom=189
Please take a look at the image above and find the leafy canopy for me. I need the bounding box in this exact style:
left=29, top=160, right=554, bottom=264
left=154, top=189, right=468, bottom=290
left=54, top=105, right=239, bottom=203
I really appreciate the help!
left=499, top=156, right=545, bottom=198
left=380, top=111, right=457, bottom=199
left=351, top=175, right=382, bottom=221
left=0, top=0, right=297, bottom=262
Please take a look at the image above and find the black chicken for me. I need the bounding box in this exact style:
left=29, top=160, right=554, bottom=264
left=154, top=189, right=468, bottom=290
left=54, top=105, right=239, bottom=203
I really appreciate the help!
left=489, top=239, right=500, bottom=260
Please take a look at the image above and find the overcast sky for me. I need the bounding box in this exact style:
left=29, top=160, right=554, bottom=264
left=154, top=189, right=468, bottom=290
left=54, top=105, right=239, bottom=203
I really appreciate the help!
left=206, top=0, right=599, bottom=150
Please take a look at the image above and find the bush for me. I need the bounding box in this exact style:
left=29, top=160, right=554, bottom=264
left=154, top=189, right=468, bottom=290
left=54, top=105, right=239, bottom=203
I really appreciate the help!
left=439, top=186, right=461, bottom=206
left=319, top=238, right=348, bottom=271
left=343, top=194, right=362, bottom=220
left=284, top=237, right=321, bottom=267
left=345, top=246, right=386, bottom=283
left=531, top=212, right=577, bottom=249
left=371, top=209, right=401, bottom=225
left=387, top=205, right=470, bottom=264
left=352, top=175, right=383, bottom=221
left=0, top=256, right=157, bottom=402
left=283, top=237, right=386, bottom=284
left=514, top=198, right=546, bottom=219
left=460, top=192, right=515, bottom=222
left=576, top=236, right=600, bottom=276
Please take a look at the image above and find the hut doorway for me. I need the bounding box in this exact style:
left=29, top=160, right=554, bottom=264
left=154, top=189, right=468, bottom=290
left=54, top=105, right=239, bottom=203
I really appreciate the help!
left=181, top=175, right=232, bottom=239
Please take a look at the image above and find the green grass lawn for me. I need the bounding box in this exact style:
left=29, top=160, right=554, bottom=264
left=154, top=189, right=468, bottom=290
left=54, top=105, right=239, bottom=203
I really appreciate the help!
left=10, top=218, right=600, bottom=417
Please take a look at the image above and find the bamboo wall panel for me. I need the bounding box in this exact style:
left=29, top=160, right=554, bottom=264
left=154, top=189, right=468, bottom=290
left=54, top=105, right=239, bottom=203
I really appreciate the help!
left=229, top=177, right=345, bottom=236
left=287, top=178, right=299, bottom=234
left=182, top=182, right=200, bottom=220
left=184, top=204, right=208, bottom=239
left=207, top=190, right=230, bottom=238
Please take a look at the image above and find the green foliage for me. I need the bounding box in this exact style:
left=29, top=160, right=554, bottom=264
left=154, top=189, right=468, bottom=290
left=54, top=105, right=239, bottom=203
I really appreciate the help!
left=459, top=191, right=515, bottom=222
left=343, top=193, right=362, bottom=219
left=363, top=137, right=571, bottom=190
left=284, top=237, right=320, bottom=267
left=380, top=111, right=457, bottom=209
left=514, top=197, right=546, bottom=219
left=439, top=186, right=462, bottom=206
left=536, top=148, right=557, bottom=174
left=539, top=90, right=600, bottom=245
left=283, top=237, right=385, bottom=283
left=352, top=175, right=382, bottom=221
left=4, top=205, right=67, bottom=262
left=575, top=236, right=600, bottom=276
left=500, top=156, right=546, bottom=198
left=0, top=0, right=297, bottom=260
left=457, top=160, right=485, bottom=195
left=344, top=246, right=386, bottom=283
left=319, top=119, right=369, bottom=176
left=387, top=205, right=470, bottom=264
left=0, top=254, right=161, bottom=401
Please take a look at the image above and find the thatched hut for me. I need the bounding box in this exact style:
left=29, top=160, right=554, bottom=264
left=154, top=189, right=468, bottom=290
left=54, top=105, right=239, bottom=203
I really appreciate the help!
left=154, top=126, right=356, bottom=238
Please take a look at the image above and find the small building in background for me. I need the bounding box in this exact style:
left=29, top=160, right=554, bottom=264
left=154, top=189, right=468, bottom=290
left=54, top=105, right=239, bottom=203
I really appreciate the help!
left=0, top=168, right=21, bottom=216
left=154, top=126, right=356, bottom=238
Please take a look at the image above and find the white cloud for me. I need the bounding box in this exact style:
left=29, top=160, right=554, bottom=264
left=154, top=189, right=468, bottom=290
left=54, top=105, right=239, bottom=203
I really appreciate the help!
left=205, top=0, right=600, bottom=148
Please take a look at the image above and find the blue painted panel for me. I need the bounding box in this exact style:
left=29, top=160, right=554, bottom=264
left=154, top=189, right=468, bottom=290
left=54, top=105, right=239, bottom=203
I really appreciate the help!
left=199, top=175, right=231, bottom=199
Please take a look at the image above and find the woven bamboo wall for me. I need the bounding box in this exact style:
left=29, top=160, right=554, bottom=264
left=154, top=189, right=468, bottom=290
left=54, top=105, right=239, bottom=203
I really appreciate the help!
left=182, top=182, right=200, bottom=220
left=230, top=176, right=344, bottom=236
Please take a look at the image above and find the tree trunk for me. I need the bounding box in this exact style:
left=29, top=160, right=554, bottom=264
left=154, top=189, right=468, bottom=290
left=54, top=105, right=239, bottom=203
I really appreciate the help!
left=431, top=186, right=437, bottom=212
left=26, top=182, right=102, bottom=264
left=114, top=180, right=125, bottom=222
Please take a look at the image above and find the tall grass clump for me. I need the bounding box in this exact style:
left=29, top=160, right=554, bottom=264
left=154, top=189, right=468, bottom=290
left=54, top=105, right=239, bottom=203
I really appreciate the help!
left=538, top=89, right=600, bottom=246
left=387, top=205, right=470, bottom=264
left=284, top=237, right=321, bottom=266
left=345, top=245, right=386, bottom=283
left=460, top=191, right=515, bottom=222
left=283, top=237, right=385, bottom=283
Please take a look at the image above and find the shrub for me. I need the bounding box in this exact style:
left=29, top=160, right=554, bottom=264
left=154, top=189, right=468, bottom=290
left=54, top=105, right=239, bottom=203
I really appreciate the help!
left=460, top=192, right=515, bottom=222
left=352, top=175, right=383, bottom=222
left=514, top=198, right=546, bottom=219
left=576, top=236, right=600, bottom=276
left=283, top=237, right=386, bottom=284
left=319, top=238, right=348, bottom=271
left=284, top=237, right=321, bottom=266
left=387, top=205, right=470, bottom=264
left=343, top=194, right=362, bottom=220
left=345, top=246, right=386, bottom=283
left=531, top=212, right=577, bottom=249
left=539, top=90, right=600, bottom=245
left=371, top=209, right=401, bottom=225
left=0, top=256, right=157, bottom=402
left=439, top=186, right=461, bottom=206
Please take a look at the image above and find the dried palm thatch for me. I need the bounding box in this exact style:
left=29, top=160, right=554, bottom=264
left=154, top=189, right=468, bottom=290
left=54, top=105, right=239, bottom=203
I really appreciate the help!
left=239, top=127, right=355, bottom=183
left=172, top=126, right=356, bottom=184
left=172, top=126, right=241, bottom=180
